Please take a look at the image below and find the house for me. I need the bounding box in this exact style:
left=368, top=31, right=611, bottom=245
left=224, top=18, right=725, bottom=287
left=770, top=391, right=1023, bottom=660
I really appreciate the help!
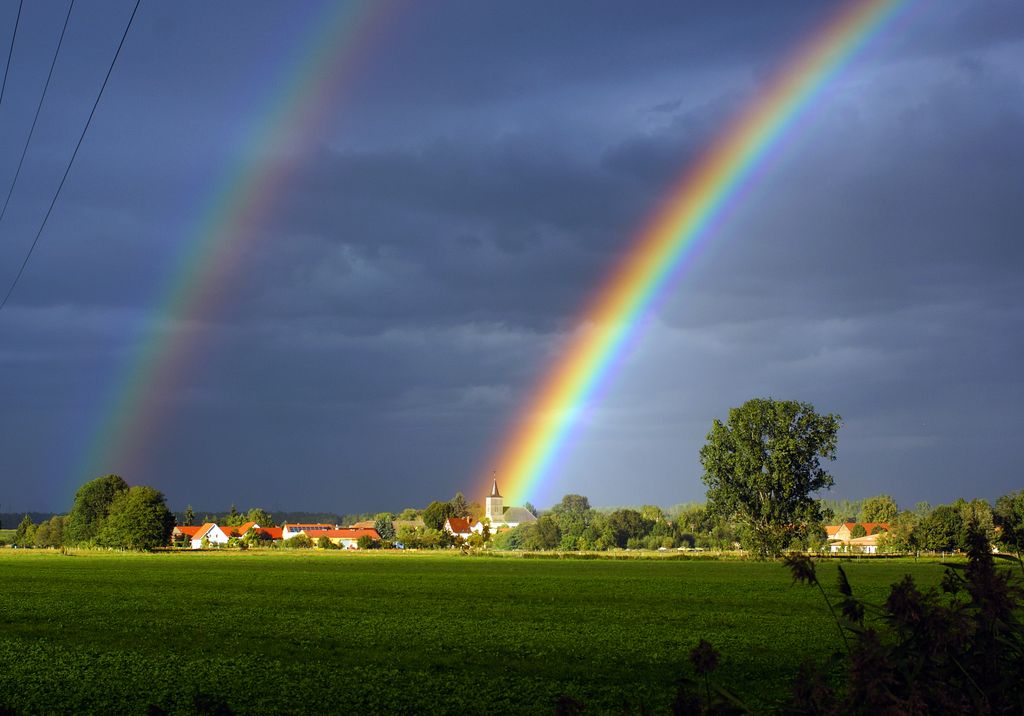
left=317, top=528, right=380, bottom=549
left=190, top=523, right=230, bottom=549
left=171, top=525, right=202, bottom=545
left=471, top=477, right=537, bottom=533
left=282, top=523, right=335, bottom=540
left=826, top=522, right=890, bottom=554
left=444, top=517, right=474, bottom=540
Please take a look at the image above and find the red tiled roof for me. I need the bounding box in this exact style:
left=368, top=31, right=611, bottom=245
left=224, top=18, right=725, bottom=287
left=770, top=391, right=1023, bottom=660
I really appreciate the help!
left=445, top=517, right=473, bottom=534
left=220, top=526, right=242, bottom=537
left=175, top=525, right=202, bottom=537
left=236, top=521, right=258, bottom=533
left=824, top=525, right=842, bottom=537
left=321, top=528, right=380, bottom=540
left=193, top=522, right=219, bottom=540
left=285, top=523, right=335, bottom=530
left=258, top=527, right=283, bottom=539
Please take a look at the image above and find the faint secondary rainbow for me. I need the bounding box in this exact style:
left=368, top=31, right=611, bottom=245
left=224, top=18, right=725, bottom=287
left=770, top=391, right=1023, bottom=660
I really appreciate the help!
left=78, top=0, right=393, bottom=491
left=491, top=0, right=910, bottom=505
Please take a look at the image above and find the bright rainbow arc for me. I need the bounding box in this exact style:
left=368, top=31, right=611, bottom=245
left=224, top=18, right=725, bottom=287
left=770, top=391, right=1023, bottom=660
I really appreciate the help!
left=79, top=0, right=392, bottom=490
left=491, top=0, right=909, bottom=506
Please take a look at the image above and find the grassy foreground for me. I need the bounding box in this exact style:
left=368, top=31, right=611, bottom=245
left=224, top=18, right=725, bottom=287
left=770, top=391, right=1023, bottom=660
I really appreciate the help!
left=0, top=551, right=947, bottom=714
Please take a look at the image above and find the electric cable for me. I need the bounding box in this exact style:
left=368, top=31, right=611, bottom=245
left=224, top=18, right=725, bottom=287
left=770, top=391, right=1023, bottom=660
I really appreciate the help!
left=0, top=0, right=75, bottom=228
left=0, top=0, right=142, bottom=312
left=0, top=0, right=23, bottom=110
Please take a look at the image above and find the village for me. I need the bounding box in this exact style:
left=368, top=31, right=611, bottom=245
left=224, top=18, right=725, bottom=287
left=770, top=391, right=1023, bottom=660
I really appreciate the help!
left=167, top=477, right=900, bottom=555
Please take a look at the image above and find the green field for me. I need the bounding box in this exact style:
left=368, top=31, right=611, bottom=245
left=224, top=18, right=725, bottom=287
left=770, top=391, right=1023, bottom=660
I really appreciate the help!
left=0, top=551, right=949, bottom=714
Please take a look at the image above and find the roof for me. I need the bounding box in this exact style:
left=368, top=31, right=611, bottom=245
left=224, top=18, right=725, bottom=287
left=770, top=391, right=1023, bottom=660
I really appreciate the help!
left=824, top=525, right=843, bottom=537
left=498, top=506, right=537, bottom=524
left=258, top=527, right=283, bottom=539
left=445, top=517, right=473, bottom=534
left=236, top=521, right=259, bottom=533
left=350, top=520, right=376, bottom=529
left=849, top=534, right=882, bottom=546
left=284, top=523, right=335, bottom=531
left=321, top=528, right=380, bottom=540
left=193, top=523, right=219, bottom=540
left=489, top=476, right=501, bottom=498
left=220, top=526, right=242, bottom=537
left=174, top=525, right=202, bottom=537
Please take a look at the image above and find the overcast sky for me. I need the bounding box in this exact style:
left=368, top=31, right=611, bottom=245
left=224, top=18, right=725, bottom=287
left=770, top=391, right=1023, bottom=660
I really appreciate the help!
left=0, top=0, right=1021, bottom=514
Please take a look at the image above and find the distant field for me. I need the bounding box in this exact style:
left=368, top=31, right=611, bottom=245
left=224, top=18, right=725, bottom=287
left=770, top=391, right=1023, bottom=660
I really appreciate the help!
left=0, top=551, right=949, bottom=714
left=0, top=530, right=13, bottom=543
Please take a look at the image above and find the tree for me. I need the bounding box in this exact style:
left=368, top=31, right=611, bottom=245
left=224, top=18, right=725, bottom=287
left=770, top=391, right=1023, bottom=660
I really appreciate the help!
left=606, top=509, right=654, bottom=548
left=224, top=504, right=242, bottom=526
left=422, top=501, right=454, bottom=531
left=66, top=474, right=129, bottom=544
left=448, top=492, right=470, bottom=518
left=640, top=505, right=665, bottom=523
left=374, top=513, right=396, bottom=541
left=994, top=490, right=1024, bottom=559
left=858, top=494, right=898, bottom=523
left=13, top=514, right=35, bottom=547
left=356, top=534, right=375, bottom=550
left=246, top=507, right=273, bottom=526
left=523, top=501, right=538, bottom=518
left=878, top=510, right=921, bottom=554
left=96, top=486, right=175, bottom=551
left=700, top=398, right=840, bottom=558
left=850, top=523, right=867, bottom=538
left=397, top=508, right=420, bottom=521
left=183, top=505, right=195, bottom=526
left=919, top=504, right=962, bottom=552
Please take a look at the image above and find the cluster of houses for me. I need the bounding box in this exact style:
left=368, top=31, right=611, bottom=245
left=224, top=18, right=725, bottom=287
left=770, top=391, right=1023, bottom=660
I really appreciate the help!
left=170, top=478, right=535, bottom=550
left=825, top=522, right=890, bottom=554
left=171, top=521, right=381, bottom=550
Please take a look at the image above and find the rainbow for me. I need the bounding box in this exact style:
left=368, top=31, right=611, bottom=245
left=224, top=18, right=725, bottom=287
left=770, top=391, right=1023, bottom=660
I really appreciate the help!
left=490, top=0, right=910, bottom=505
left=77, top=0, right=393, bottom=492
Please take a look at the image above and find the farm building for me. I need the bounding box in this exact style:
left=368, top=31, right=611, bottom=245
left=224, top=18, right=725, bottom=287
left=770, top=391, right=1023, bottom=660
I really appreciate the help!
left=825, top=522, right=890, bottom=554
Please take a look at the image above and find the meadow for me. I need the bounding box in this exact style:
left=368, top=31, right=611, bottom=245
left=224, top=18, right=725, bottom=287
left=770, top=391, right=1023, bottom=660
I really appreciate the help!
left=0, top=551, right=949, bottom=714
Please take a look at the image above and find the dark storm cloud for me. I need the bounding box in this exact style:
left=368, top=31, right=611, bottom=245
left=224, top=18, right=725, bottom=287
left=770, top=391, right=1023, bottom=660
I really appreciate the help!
left=0, top=1, right=1021, bottom=512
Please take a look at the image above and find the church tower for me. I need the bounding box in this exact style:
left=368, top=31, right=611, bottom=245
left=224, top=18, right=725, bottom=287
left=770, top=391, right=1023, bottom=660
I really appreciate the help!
left=485, top=474, right=504, bottom=522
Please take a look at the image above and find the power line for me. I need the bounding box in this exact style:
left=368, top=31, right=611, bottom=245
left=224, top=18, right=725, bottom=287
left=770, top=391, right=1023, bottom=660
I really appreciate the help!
left=0, top=0, right=23, bottom=109
left=0, top=0, right=142, bottom=313
left=0, top=0, right=75, bottom=229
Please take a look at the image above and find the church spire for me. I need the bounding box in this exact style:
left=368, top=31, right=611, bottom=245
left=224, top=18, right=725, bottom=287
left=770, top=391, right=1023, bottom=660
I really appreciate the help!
left=489, top=471, right=501, bottom=498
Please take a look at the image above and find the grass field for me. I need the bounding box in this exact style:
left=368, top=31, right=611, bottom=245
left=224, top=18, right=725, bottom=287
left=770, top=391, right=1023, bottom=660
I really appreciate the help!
left=0, top=551, right=950, bottom=714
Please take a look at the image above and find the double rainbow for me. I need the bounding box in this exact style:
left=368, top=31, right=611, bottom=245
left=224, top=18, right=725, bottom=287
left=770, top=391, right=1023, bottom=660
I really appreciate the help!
left=491, top=0, right=909, bottom=505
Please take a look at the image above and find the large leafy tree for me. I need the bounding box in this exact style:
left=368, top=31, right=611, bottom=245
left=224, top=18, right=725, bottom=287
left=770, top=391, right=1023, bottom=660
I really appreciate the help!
left=918, top=504, right=962, bottom=551
left=96, top=486, right=175, bottom=551
left=422, top=500, right=454, bottom=531
left=606, top=509, right=654, bottom=548
left=994, top=489, right=1024, bottom=559
left=700, top=398, right=840, bottom=558
left=858, top=494, right=898, bottom=523
left=66, top=474, right=128, bottom=544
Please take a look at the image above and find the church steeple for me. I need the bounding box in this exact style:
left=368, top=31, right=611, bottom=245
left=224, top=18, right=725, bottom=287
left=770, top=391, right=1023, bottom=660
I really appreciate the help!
left=485, top=471, right=504, bottom=522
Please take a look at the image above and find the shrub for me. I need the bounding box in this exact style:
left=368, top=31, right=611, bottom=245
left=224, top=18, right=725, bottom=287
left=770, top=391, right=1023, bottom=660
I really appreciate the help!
left=679, top=521, right=1024, bottom=714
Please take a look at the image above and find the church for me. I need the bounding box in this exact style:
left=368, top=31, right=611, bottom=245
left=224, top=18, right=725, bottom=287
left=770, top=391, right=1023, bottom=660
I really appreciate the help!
left=473, top=476, right=537, bottom=532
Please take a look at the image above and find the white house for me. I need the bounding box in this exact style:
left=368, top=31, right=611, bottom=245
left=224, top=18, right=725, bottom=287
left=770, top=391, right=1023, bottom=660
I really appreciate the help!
left=190, top=523, right=230, bottom=549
